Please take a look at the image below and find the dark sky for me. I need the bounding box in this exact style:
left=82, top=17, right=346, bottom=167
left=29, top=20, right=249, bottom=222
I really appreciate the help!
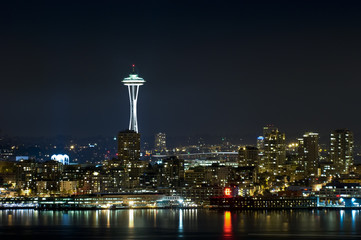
left=1, top=1, right=361, bottom=143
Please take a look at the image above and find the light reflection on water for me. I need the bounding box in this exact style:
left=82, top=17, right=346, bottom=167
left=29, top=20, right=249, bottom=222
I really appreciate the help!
left=0, top=209, right=361, bottom=239
left=223, top=211, right=232, bottom=238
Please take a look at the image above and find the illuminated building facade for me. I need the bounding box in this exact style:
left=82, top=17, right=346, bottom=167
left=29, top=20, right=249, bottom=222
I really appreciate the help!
left=51, top=154, right=70, bottom=165
left=117, top=130, right=142, bottom=189
left=122, top=65, right=145, bottom=133
left=298, top=132, right=319, bottom=176
left=155, top=132, right=167, bottom=152
left=330, top=129, right=354, bottom=174
left=117, top=130, right=140, bottom=165
left=257, top=136, right=265, bottom=151
left=263, top=126, right=286, bottom=173
left=238, top=146, right=259, bottom=167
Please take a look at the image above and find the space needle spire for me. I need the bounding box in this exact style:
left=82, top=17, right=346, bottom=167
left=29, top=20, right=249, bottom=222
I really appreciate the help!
left=122, top=65, right=145, bottom=133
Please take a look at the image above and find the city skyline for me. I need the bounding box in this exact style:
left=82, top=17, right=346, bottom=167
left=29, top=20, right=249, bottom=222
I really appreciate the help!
left=1, top=2, right=361, bottom=141
left=2, top=2, right=361, bottom=239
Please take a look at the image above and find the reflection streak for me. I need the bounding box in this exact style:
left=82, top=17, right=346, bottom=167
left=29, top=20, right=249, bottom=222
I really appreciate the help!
left=223, top=211, right=232, bottom=239
left=129, top=209, right=134, bottom=228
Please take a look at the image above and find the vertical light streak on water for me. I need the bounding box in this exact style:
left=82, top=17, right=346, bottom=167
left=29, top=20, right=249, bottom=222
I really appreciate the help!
left=179, top=210, right=183, bottom=232
left=153, top=210, right=157, bottom=228
left=7, top=211, right=12, bottom=226
left=62, top=211, right=69, bottom=226
left=352, top=210, right=356, bottom=231
left=107, top=210, right=110, bottom=228
left=129, top=209, right=134, bottom=228
left=340, top=210, right=345, bottom=230
left=223, top=211, right=232, bottom=238
left=95, top=210, right=99, bottom=226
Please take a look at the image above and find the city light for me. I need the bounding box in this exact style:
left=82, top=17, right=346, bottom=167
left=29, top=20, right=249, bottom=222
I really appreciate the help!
left=224, top=188, right=231, bottom=196
left=50, top=154, right=70, bottom=165
left=122, top=65, right=145, bottom=133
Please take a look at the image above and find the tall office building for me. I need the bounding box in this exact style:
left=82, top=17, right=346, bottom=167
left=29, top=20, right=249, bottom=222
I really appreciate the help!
left=117, top=130, right=142, bottom=189
left=330, top=129, right=354, bottom=174
left=117, top=130, right=140, bottom=165
left=238, top=146, right=259, bottom=167
left=257, top=136, right=265, bottom=151
left=256, top=136, right=265, bottom=171
left=155, top=132, right=167, bottom=153
left=263, top=125, right=278, bottom=137
left=298, top=132, right=319, bottom=176
left=263, top=126, right=286, bottom=173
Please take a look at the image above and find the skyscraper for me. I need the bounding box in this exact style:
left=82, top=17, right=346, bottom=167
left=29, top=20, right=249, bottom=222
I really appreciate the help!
left=257, top=136, right=265, bottom=151
left=330, top=129, right=354, bottom=174
left=298, top=132, right=319, bottom=176
left=117, top=130, right=140, bottom=166
left=263, top=126, right=286, bottom=173
left=117, top=130, right=142, bottom=189
left=155, top=132, right=166, bottom=153
left=122, top=65, right=145, bottom=133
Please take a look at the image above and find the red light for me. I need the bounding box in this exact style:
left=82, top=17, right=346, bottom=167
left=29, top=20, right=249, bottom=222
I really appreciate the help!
left=224, top=188, right=231, bottom=196
left=336, top=194, right=340, bottom=198
left=132, top=64, right=135, bottom=67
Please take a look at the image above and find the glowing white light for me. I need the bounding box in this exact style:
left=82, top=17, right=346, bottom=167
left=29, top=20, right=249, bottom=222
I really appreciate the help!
left=122, top=67, right=145, bottom=133
left=51, top=154, right=70, bottom=165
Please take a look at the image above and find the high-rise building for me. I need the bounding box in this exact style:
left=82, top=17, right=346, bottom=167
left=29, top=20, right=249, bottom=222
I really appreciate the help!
left=330, top=129, right=354, bottom=174
left=263, top=126, right=286, bottom=173
left=117, top=130, right=140, bottom=165
left=238, top=146, right=259, bottom=167
left=263, top=125, right=278, bottom=137
left=257, top=136, right=265, bottom=151
left=117, top=130, right=142, bottom=189
left=122, top=65, right=145, bottom=133
left=155, top=132, right=167, bottom=153
left=298, top=132, right=319, bottom=176
left=257, top=136, right=265, bottom=171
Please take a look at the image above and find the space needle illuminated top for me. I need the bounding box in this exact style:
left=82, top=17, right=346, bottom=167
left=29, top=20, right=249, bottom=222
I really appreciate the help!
left=122, top=65, right=145, bottom=133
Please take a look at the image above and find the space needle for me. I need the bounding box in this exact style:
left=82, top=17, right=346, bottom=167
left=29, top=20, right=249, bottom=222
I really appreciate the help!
left=122, top=65, right=145, bottom=133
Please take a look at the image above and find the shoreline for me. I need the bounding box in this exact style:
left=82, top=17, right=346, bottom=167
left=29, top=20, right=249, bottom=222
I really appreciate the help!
left=0, top=206, right=360, bottom=211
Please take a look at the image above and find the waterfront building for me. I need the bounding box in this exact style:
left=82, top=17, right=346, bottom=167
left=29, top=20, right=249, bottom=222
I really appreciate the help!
left=316, top=182, right=361, bottom=206
left=330, top=129, right=354, bottom=174
left=102, top=160, right=125, bottom=193
left=177, top=186, right=224, bottom=204
left=15, top=160, right=38, bottom=195
left=184, top=167, right=206, bottom=187
left=160, top=156, right=184, bottom=188
left=210, top=196, right=317, bottom=209
left=204, top=165, right=229, bottom=187
left=59, top=181, right=77, bottom=195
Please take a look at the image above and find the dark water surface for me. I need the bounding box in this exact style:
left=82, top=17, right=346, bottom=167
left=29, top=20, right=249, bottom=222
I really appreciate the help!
left=0, top=209, right=361, bottom=239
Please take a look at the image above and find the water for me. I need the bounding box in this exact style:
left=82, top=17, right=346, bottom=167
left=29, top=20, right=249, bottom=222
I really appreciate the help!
left=0, top=209, right=361, bottom=239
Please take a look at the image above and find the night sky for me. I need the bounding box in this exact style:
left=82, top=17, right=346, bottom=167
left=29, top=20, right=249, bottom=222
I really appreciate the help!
left=1, top=1, right=361, bottom=143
